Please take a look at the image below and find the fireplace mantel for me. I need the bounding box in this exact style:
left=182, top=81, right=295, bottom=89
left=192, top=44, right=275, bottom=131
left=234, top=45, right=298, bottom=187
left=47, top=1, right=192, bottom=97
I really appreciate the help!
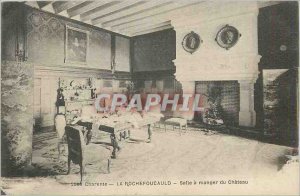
left=174, top=53, right=261, bottom=82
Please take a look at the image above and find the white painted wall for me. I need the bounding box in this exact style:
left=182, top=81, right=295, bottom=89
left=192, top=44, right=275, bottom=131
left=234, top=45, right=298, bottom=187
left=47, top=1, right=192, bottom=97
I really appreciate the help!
left=172, top=1, right=260, bottom=82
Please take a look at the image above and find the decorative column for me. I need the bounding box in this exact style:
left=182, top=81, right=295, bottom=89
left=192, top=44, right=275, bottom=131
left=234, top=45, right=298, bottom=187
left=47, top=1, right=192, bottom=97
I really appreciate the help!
left=238, top=80, right=256, bottom=127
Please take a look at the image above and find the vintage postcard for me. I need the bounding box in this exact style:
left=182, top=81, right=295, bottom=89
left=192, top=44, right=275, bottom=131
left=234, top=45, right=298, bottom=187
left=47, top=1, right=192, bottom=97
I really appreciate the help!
left=1, top=0, right=299, bottom=195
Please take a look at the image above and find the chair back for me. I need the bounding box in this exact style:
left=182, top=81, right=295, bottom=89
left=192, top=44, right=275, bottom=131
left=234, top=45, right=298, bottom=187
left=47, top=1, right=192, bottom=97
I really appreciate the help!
left=65, top=126, right=85, bottom=165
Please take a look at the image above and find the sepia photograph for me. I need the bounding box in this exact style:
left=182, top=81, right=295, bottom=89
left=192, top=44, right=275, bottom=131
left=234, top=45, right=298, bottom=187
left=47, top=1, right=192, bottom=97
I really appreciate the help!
left=1, top=0, right=299, bottom=195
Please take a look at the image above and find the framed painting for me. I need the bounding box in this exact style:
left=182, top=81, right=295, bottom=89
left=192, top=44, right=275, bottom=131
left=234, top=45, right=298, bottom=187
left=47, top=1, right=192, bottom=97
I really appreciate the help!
left=65, top=25, right=89, bottom=64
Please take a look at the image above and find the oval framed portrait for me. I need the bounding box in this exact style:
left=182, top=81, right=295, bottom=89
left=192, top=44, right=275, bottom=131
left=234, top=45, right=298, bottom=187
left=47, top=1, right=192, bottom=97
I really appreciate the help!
left=215, top=25, right=241, bottom=50
left=182, top=31, right=202, bottom=54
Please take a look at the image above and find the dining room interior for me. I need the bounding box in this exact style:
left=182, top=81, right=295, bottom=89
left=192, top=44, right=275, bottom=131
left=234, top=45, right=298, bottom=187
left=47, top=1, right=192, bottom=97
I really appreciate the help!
left=1, top=1, right=299, bottom=195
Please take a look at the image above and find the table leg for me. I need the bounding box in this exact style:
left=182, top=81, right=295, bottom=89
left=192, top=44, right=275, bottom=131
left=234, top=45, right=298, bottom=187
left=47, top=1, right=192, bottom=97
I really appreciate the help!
left=86, top=129, right=92, bottom=145
left=147, top=124, right=152, bottom=143
left=110, top=133, right=120, bottom=159
left=124, top=130, right=127, bottom=139
left=119, top=132, right=122, bottom=141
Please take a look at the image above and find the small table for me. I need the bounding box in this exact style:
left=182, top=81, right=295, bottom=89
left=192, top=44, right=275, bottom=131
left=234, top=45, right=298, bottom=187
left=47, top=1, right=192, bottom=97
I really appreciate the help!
left=75, top=114, right=162, bottom=158
left=164, top=118, right=188, bottom=135
left=76, top=121, right=131, bottom=159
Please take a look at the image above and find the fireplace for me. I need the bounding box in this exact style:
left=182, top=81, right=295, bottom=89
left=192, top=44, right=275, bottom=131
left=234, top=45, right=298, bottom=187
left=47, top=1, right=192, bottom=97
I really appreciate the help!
left=170, top=2, right=261, bottom=127
left=194, top=81, right=240, bottom=126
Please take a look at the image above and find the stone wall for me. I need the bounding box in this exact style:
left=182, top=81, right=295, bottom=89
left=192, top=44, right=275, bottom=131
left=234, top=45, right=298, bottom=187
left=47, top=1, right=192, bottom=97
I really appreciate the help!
left=1, top=61, right=34, bottom=176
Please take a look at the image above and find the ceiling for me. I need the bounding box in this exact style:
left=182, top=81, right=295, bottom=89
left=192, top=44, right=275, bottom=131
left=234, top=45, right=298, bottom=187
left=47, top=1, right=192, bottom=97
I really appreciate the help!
left=25, top=0, right=205, bottom=37
left=25, top=1, right=281, bottom=37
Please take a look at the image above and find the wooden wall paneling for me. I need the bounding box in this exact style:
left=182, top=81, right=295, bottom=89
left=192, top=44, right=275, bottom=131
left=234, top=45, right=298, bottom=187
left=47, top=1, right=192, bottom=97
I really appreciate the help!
left=163, top=77, right=175, bottom=93
left=115, top=36, right=130, bottom=72
left=144, top=81, right=152, bottom=92
left=3, top=3, right=132, bottom=129
left=39, top=77, right=59, bottom=127
left=33, top=78, right=42, bottom=130
left=118, top=80, right=128, bottom=93
left=156, top=80, right=164, bottom=92
left=257, top=2, right=298, bottom=145
left=258, top=2, right=299, bottom=69
left=94, top=79, right=103, bottom=95
left=50, top=77, right=59, bottom=123
left=102, top=79, right=113, bottom=93
left=132, top=29, right=176, bottom=72
left=113, top=80, right=119, bottom=93
left=40, top=78, right=51, bottom=126
left=1, top=3, right=24, bottom=61
left=25, top=6, right=112, bottom=70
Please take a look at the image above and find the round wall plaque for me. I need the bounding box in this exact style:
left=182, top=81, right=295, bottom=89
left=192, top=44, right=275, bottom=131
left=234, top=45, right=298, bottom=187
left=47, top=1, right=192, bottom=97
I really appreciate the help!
left=182, top=31, right=202, bottom=54
left=215, top=25, right=241, bottom=50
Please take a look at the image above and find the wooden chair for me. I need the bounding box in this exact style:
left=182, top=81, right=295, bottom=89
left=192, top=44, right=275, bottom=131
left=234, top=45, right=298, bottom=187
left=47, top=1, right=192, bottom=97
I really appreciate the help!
left=65, top=125, right=111, bottom=183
